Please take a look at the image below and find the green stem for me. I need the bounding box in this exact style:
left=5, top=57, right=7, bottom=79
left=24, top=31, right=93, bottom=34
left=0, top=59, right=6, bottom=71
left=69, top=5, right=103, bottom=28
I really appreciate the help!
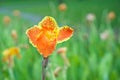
left=8, top=67, right=15, bottom=80
left=42, top=57, right=49, bottom=80
left=63, top=66, right=67, bottom=80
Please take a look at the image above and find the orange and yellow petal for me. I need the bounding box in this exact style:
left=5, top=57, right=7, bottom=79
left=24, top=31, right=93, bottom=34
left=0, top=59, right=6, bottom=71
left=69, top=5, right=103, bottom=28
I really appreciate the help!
left=26, top=26, right=42, bottom=46
left=57, top=26, right=73, bottom=43
left=35, top=33, right=57, bottom=58
left=38, top=16, right=58, bottom=30
left=26, top=16, right=74, bottom=57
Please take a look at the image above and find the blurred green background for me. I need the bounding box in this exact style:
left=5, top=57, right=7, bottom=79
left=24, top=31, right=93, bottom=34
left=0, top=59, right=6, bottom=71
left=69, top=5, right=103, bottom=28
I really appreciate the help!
left=0, top=0, right=120, bottom=80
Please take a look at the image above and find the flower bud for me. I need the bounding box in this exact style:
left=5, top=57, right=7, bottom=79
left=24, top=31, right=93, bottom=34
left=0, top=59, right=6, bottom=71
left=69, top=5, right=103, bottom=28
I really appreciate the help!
left=58, top=3, right=67, bottom=11
left=11, top=29, right=18, bottom=40
left=107, top=11, right=116, bottom=21
left=13, top=10, right=21, bottom=17
left=57, top=47, right=67, bottom=54
left=3, top=16, right=11, bottom=25
left=57, top=47, right=70, bottom=67
left=100, top=30, right=109, bottom=40
left=86, top=13, right=95, bottom=23
left=54, top=66, right=62, bottom=77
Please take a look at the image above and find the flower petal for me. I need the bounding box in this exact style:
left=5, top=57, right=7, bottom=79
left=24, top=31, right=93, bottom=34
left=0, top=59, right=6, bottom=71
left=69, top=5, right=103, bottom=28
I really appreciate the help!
left=35, top=33, right=57, bottom=57
left=57, top=26, right=73, bottom=43
left=10, top=47, right=21, bottom=58
left=26, top=26, right=42, bottom=46
left=38, top=16, right=58, bottom=30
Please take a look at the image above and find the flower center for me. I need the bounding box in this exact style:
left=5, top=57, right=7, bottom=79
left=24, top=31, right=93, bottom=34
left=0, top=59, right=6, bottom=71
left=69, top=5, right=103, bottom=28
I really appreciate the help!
left=45, top=29, right=59, bottom=41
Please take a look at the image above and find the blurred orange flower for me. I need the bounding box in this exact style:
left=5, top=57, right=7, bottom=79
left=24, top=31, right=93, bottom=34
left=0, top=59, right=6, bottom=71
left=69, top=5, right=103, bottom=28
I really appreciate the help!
left=107, top=11, right=116, bottom=21
left=13, top=10, right=21, bottom=17
left=58, top=3, right=67, bottom=11
left=3, top=16, right=11, bottom=24
left=26, top=16, right=73, bottom=58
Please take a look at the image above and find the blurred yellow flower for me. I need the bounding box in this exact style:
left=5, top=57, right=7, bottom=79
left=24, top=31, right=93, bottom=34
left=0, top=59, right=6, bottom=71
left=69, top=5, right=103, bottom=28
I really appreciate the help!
left=2, top=47, right=21, bottom=62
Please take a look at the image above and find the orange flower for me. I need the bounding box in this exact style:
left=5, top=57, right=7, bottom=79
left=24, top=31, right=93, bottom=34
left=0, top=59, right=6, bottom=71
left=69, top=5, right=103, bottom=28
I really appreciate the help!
left=58, top=3, right=67, bottom=11
left=26, top=16, right=73, bottom=58
left=107, top=11, right=116, bottom=21
left=13, top=10, right=21, bottom=17
left=3, top=16, right=11, bottom=24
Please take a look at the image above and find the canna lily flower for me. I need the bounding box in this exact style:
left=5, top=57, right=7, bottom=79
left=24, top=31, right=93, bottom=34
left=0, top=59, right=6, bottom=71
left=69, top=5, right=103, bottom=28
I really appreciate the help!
left=2, top=47, right=21, bottom=67
left=26, top=16, right=73, bottom=58
left=2, top=47, right=21, bottom=62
